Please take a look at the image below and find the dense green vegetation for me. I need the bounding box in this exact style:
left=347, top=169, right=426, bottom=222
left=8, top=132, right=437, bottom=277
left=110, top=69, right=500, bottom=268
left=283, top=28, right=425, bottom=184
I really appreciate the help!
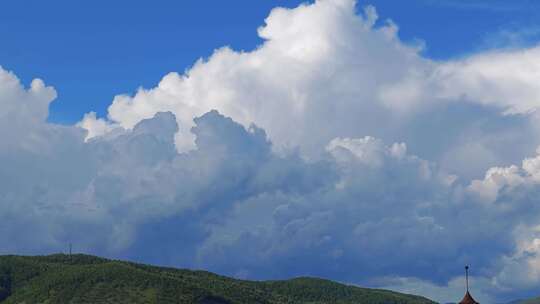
left=0, top=254, right=435, bottom=304
left=509, top=297, right=540, bottom=304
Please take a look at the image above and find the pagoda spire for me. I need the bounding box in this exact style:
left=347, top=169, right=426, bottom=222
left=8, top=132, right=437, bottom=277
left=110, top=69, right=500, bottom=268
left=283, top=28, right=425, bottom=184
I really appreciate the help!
left=458, top=265, right=479, bottom=304
left=465, top=265, right=469, bottom=292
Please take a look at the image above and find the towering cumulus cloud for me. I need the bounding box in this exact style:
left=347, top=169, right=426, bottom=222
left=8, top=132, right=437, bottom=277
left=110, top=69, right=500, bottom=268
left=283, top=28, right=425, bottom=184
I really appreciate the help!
left=5, top=0, right=540, bottom=302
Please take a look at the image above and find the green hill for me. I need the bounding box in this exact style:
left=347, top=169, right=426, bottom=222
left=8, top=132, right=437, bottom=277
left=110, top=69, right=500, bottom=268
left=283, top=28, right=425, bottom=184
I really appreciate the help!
left=0, top=254, right=436, bottom=304
left=506, top=297, right=540, bottom=304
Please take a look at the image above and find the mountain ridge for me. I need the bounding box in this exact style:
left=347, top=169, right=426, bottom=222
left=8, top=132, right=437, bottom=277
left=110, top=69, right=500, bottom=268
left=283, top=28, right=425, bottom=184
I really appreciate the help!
left=0, top=253, right=435, bottom=304
left=503, top=297, right=540, bottom=304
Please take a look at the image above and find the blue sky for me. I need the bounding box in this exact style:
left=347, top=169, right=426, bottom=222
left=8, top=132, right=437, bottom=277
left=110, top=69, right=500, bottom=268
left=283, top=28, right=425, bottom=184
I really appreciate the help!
left=2, top=0, right=540, bottom=124
left=5, top=1, right=540, bottom=302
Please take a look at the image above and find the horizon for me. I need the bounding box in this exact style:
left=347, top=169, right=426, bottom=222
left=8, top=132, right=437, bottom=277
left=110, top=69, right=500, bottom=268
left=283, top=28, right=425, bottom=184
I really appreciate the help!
left=0, top=252, right=467, bottom=302
left=3, top=0, right=540, bottom=302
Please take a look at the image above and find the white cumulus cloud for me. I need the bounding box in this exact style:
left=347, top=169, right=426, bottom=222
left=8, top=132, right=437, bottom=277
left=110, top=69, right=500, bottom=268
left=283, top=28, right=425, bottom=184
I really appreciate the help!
left=5, top=0, right=540, bottom=302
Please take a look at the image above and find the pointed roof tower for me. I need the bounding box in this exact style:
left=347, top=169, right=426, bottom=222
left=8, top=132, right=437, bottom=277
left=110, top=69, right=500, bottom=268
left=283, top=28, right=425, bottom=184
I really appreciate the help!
left=459, top=266, right=479, bottom=304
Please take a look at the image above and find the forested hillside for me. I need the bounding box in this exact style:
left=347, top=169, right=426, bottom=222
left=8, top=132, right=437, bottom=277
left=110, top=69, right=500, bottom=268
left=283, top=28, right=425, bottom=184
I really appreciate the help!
left=0, top=254, right=436, bottom=304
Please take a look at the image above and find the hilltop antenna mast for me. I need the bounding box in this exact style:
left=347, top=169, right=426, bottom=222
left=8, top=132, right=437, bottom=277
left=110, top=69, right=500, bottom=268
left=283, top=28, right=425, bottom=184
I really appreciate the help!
left=69, top=243, right=72, bottom=262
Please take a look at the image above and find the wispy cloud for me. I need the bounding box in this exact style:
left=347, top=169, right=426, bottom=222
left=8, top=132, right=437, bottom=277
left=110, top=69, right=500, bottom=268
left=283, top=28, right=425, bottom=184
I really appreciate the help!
left=421, top=0, right=535, bottom=12
left=480, top=25, right=540, bottom=50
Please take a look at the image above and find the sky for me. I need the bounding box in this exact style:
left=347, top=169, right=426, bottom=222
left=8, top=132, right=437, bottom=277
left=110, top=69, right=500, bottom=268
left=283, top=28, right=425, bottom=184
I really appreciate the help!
left=3, top=0, right=540, bottom=302
left=3, top=0, right=540, bottom=125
